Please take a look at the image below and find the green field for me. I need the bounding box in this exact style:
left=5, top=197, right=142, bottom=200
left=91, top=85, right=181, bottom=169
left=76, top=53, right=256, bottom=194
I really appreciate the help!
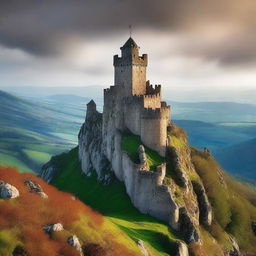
left=52, top=147, right=180, bottom=256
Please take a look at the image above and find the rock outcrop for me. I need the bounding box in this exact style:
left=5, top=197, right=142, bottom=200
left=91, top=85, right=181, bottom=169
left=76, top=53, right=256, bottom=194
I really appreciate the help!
left=137, top=240, right=149, bottom=256
left=78, top=103, right=111, bottom=180
left=175, top=241, right=189, bottom=256
left=192, top=181, right=212, bottom=226
left=43, top=223, right=64, bottom=234
left=24, top=179, right=48, bottom=198
left=67, top=235, right=83, bottom=256
left=0, top=180, right=19, bottom=199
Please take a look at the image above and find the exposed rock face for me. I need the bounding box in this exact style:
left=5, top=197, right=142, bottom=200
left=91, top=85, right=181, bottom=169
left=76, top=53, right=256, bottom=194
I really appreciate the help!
left=137, top=240, right=149, bottom=256
left=166, top=146, right=189, bottom=188
left=78, top=108, right=111, bottom=179
left=0, top=181, right=19, bottom=199
left=67, top=235, right=83, bottom=256
left=192, top=181, right=212, bottom=226
left=179, top=207, right=200, bottom=243
left=24, top=179, right=48, bottom=198
left=40, top=163, right=57, bottom=183
left=228, top=236, right=241, bottom=256
left=43, top=223, right=64, bottom=234
left=175, top=241, right=189, bottom=256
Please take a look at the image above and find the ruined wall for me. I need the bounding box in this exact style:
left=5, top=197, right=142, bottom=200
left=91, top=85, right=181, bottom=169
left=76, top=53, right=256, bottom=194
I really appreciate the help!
left=140, top=107, right=170, bottom=157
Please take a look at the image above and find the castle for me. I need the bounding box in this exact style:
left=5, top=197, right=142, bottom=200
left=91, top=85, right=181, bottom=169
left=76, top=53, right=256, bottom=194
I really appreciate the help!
left=103, top=37, right=170, bottom=157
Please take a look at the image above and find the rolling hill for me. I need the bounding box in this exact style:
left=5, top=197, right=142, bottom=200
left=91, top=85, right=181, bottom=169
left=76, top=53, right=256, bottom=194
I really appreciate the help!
left=0, top=91, right=85, bottom=173
left=214, top=138, right=256, bottom=180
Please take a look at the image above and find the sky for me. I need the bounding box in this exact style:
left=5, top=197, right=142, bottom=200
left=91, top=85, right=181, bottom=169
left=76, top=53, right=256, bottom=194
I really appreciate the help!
left=0, top=0, right=256, bottom=102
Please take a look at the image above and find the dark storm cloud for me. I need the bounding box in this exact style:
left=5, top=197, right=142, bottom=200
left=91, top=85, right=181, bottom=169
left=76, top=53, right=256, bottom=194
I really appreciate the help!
left=0, top=0, right=256, bottom=65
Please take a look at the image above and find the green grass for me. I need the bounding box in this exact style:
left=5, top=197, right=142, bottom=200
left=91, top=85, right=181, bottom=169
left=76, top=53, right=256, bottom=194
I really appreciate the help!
left=191, top=148, right=256, bottom=252
left=121, top=134, right=165, bottom=171
left=51, top=147, right=180, bottom=256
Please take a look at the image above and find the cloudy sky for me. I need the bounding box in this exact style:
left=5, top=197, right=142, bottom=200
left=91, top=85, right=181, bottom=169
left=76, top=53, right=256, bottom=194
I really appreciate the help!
left=0, top=0, right=256, bottom=101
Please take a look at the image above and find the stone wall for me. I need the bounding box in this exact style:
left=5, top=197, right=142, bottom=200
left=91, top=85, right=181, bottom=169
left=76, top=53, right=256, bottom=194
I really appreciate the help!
left=140, top=107, right=170, bottom=157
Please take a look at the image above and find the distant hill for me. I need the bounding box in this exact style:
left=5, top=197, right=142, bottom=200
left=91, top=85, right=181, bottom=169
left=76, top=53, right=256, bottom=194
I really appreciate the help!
left=0, top=91, right=83, bottom=173
left=169, top=101, right=256, bottom=123
left=214, top=138, right=256, bottom=180
left=173, top=120, right=256, bottom=151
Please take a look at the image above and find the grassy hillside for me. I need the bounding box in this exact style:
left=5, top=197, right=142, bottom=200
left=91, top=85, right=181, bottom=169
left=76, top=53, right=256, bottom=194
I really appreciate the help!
left=0, top=91, right=84, bottom=173
left=191, top=148, right=256, bottom=252
left=0, top=166, right=143, bottom=256
left=51, top=147, right=180, bottom=256
left=214, top=138, right=256, bottom=180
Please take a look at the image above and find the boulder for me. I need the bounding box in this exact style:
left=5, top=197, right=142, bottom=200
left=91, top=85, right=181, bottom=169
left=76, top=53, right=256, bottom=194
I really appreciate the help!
left=228, top=236, right=241, bottom=256
left=67, top=235, right=83, bottom=256
left=0, top=180, right=19, bottom=199
left=24, top=179, right=48, bottom=198
left=43, top=223, right=64, bottom=234
left=175, top=241, right=189, bottom=256
left=137, top=240, right=149, bottom=256
left=138, top=145, right=147, bottom=164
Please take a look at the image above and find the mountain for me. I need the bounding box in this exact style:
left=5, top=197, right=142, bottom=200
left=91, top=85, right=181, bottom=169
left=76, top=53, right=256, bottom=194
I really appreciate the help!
left=0, top=166, right=145, bottom=256
left=0, top=91, right=83, bottom=173
left=214, top=138, right=256, bottom=180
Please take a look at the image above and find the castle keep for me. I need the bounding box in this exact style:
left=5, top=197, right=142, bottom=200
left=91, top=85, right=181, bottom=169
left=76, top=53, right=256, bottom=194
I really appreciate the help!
left=104, top=37, right=170, bottom=157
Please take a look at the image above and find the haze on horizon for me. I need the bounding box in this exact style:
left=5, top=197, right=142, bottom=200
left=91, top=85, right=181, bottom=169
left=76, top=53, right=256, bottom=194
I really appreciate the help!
left=0, top=0, right=256, bottom=102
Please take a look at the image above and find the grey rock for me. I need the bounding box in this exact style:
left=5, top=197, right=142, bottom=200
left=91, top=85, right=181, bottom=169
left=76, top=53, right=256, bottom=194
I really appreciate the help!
left=192, top=181, right=212, bottom=226
left=67, top=235, right=83, bottom=256
left=43, top=223, right=64, bottom=234
left=0, top=180, right=19, bottom=199
left=228, top=236, right=241, bottom=256
left=175, top=241, right=189, bottom=256
left=137, top=240, right=149, bottom=256
left=24, top=179, right=48, bottom=198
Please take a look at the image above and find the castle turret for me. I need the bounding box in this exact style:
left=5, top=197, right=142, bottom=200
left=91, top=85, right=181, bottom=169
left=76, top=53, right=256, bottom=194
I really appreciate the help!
left=114, top=37, right=148, bottom=96
left=86, top=100, right=97, bottom=120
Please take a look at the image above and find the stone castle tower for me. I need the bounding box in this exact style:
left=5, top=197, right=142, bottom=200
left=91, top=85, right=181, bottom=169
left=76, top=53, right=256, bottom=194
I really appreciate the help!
left=103, top=37, right=171, bottom=157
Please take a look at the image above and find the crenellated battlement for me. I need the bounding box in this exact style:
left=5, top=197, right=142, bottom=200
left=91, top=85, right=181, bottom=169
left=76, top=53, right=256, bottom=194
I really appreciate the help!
left=114, top=54, right=148, bottom=67
left=142, top=106, right=170, bottom=120
left=146, top=81, right=161, bottom=95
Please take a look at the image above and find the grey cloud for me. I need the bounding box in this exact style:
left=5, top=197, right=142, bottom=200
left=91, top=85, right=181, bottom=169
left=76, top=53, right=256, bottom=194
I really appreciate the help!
left=0, top=0, right=256, bottom=66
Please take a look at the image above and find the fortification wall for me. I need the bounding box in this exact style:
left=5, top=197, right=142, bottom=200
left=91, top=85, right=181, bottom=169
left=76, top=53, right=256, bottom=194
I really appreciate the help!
left=114, top=66, right=132, bottom=96
left=104, top=129, right=179, bottom=229
left=146, top=82, right=161, bottom=95
left=123, top=96, right=143, bottom=135
left=143, top=93, right=161, bottom=108
left=140, top=107, right=170, bottom=157
left=132, top=65, right=146, bottom=95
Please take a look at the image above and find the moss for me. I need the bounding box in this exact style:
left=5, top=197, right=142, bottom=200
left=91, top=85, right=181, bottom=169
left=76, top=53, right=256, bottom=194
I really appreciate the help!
left=121, top=134, right=165, bottom=171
